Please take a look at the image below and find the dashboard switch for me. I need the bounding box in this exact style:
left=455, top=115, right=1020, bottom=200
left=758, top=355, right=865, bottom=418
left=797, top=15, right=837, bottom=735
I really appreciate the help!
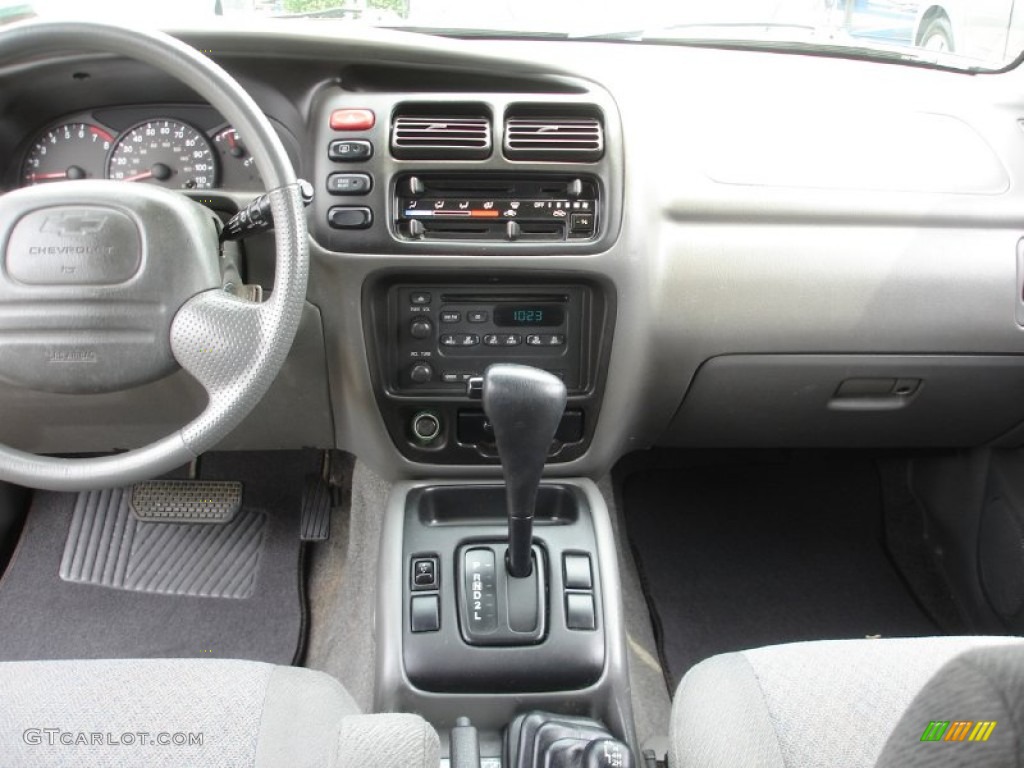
left=329, top=108, right=375, bottom=131
left=563, top=554, right=593, bottom=590
left=326, top=172, right=372, bottom=195
left=328, top=139, right=373, bottom=161
left=566, top=593, right=596, bottom=631
left=412, top=556, right=439, bottom=590
left=327, top=206, right=373, bottom=229
left=411, top=595, right=440, bottom=633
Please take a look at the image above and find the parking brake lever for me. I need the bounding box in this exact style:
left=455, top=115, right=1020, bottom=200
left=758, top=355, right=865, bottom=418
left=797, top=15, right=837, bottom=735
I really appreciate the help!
left=472, top=364, right=566, bottom=578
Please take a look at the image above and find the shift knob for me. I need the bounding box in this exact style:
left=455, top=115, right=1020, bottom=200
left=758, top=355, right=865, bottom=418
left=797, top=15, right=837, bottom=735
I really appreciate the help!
left=481, top=364, right=567, bottom=577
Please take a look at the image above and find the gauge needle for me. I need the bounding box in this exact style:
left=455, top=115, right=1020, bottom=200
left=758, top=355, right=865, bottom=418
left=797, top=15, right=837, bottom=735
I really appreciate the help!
left=28, top=171, right=68, bottom=181
left=122, top=170, right=155, bottom=182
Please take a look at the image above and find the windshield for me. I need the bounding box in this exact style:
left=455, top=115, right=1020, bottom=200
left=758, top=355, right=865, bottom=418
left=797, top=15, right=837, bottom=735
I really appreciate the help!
left=5, top=0, right=1024, bottom=71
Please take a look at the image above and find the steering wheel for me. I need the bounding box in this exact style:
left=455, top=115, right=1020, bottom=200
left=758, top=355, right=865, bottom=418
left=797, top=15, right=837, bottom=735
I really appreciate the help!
left=0, top=21, right=308, bottom=491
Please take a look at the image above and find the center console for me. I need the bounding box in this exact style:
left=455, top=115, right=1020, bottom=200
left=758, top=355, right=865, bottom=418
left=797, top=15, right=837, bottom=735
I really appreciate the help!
left=311, top=80, right=632, bottom=764
left=374, top=363, right=636, bottom=766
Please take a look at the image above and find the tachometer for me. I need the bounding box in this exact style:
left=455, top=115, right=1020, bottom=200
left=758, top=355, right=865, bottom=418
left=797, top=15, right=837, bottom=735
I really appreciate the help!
left=22, top=122, right=114, bottom=185
left=107, top=119, right=217, bottom=189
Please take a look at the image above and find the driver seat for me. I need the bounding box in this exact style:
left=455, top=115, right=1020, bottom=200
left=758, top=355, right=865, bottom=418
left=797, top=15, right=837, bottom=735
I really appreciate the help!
left=0, top=658, right=439, bottom=768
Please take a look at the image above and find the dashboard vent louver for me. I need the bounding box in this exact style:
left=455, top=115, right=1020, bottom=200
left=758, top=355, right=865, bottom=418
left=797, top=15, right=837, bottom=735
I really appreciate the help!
left=504, top=115, right=604, bottom=161
left=391, top=115, right=491, bottom=160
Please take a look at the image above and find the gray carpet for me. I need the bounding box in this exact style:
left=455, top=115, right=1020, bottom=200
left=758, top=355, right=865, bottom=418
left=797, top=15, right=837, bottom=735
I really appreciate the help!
left=0, top=451, right=315, bottom=663
left=624, top=453, right=943, bottom=690
left=304, top=459, right=387, bottom=712
left=598, top=475, right=672, bottom=752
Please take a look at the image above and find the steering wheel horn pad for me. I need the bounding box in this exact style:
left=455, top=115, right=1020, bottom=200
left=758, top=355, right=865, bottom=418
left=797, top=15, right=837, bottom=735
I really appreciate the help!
left=0, top=181, right=221, bottom=394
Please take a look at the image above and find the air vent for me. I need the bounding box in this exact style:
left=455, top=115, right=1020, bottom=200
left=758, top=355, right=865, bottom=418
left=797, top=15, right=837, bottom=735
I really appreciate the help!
left=504, top=116, right=604, bottom=161
left=391, top=115, right=491, bottom=160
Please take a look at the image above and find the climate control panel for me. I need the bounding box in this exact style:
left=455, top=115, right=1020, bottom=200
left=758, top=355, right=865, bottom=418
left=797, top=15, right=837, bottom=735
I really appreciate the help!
left=390, top=286, right=587, bottom=393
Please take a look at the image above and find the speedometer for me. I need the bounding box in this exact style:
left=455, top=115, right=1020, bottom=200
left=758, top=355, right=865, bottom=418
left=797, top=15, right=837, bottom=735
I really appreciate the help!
left=107, top=119, right=217, bottom=189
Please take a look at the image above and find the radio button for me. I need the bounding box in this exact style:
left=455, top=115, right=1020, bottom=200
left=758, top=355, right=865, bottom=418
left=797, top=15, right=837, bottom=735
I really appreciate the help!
left=467, top=310, right=489, bottom=323
left=440, top=334, right=479, bottom=347
left=484, top=334, right=521, bottom=347
left=526, top=334, right=566, bottom=347
left=410, top=292, right=432, bottom=306
left=440, top=310, right=461, bottom=323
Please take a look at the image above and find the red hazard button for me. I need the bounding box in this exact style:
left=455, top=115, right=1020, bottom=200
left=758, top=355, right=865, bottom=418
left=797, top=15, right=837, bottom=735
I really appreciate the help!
left=329, top=109, right=375, bottom=131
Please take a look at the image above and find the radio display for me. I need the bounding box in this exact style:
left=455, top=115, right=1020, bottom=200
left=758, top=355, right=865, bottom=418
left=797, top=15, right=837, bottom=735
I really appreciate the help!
left=493, top=305, right=564, bottom=327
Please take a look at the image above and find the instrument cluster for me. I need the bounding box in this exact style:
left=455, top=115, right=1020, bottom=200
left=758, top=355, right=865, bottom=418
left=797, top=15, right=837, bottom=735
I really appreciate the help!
left=19, top=106, right=265, bottom=193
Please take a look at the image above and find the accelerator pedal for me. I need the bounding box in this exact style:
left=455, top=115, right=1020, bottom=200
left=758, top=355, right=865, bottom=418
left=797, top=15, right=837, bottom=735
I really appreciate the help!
left=300, top=474, right=332, bottom=542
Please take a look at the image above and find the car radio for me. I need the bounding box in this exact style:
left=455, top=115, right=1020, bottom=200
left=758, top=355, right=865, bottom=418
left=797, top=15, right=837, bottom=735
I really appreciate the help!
left=388, top=285, right=588, bottom=393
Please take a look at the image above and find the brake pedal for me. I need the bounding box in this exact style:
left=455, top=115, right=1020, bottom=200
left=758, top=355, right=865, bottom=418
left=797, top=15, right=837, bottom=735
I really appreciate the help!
left=130, top=480, right=243, bottom=523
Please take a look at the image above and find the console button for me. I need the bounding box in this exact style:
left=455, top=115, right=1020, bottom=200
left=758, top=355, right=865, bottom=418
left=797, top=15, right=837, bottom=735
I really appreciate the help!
left=483, top=334, right=521, bottom=347
left=329, top=108, right=375, bottom=131
left=467, top=310, right=488, bottom=323
left=412, top=556, right=439, bottom=590
left=526, top=334, right=566, bottom=347
left=463, top=548, right=498, bottom=634
left=440, top=310, right=461, bottom=323
left=328, top=139, right=373, bottom=161
left=570, top=212, right=595, bottom=235
left=410, top=291, right=432, bottom=306
left=566, top=593, right=596, bottom=631
left=326, top=172, right=372, bottom=195
left=327, top=206, right=372, bottom=229
left=563, top=554, right=593, bottom=590
left=411, top=595, right=440, bottom=632
left=440, top=334, right=479, bottom=347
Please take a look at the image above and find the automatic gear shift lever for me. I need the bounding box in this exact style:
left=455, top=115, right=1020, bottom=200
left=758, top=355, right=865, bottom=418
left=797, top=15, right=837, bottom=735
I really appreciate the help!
left=479, top=364, right=567, bottom=578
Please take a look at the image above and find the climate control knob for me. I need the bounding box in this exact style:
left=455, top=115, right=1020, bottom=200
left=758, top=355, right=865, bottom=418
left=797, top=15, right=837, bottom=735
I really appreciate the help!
left=410, top=317, right=433, bottom=340
left=409, top=362, right=434, bottom=384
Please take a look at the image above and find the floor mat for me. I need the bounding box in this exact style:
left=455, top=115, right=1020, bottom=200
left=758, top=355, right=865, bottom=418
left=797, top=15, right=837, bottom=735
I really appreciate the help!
left=623, top=453, right=942, bottom=690
left=0, top=451, right=317, bottom=664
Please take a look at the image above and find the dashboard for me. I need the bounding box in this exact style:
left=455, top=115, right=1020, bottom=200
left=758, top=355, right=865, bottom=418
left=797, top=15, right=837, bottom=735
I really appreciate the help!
left=3, top=24, right=1024, bottom=479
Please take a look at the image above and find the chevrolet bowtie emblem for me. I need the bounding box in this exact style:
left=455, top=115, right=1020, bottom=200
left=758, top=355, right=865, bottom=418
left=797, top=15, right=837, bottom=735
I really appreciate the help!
left=40, top=213, right=108, bottom=236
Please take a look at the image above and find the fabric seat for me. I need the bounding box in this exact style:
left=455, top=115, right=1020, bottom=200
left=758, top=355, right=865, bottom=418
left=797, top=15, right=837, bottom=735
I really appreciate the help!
left=670, top=636, right=1024, bottom=768
left=0, top=658, right=439, bottom=768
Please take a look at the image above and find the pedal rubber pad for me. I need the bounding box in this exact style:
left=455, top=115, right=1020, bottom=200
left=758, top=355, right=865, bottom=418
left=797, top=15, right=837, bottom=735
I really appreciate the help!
left=130, top=480, right=242, bottom=523
left=61, top=487, right=264, bottom=599
left=300, top=474, right=331, bottom=541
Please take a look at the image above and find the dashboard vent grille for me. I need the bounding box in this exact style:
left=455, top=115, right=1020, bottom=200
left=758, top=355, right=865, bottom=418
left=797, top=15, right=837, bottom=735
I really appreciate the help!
left=504, top=116, right=604, bottom=161
left=391, top=115, right=491, bottom=159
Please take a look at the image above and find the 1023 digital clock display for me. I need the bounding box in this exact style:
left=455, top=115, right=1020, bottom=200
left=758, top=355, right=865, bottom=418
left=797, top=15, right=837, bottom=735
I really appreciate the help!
left=493, top=305, right=565, bottom=327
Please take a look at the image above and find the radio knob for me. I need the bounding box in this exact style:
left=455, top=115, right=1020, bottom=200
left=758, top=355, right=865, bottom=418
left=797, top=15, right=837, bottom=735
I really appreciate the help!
left=410, top=362, right=434, bottom=384
left=409, top=317, right=433, bottom=340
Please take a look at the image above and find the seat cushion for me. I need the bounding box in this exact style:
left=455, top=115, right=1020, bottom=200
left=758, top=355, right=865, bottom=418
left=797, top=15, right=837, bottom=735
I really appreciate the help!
left=876, top=644, right=1024, bottom=767
left=669, top=636, right=1024, bottom=768
left=0, top=658, right=438, bottom=768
